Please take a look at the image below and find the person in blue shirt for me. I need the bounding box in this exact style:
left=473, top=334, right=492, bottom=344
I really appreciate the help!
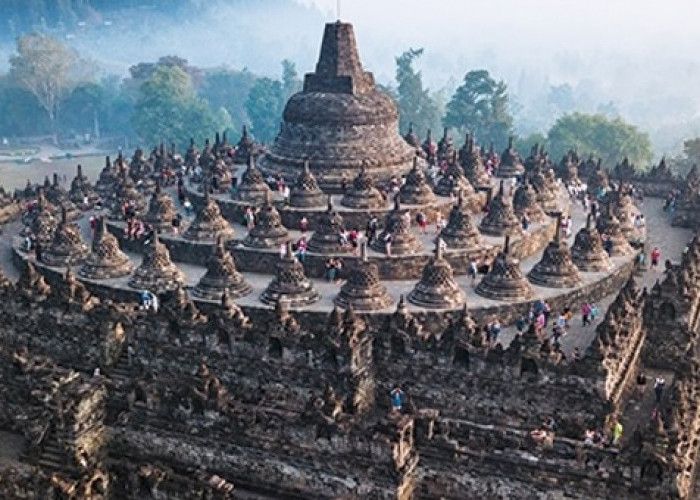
left=141, top=290, right=152, bottom=310
left=390, top=387, right=405, bottom=413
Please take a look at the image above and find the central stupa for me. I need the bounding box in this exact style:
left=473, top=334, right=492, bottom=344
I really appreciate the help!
left=259, top=21, right=414, bottom=192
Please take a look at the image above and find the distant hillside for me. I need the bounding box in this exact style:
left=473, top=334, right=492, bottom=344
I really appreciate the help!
left=1, top=0, right=200, bottom=40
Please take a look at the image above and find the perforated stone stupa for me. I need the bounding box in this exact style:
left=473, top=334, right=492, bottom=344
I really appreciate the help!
left=192, top=237, right=252, bottom=300
left=335, top=243, right=393, bottom=311
left=142, top=183, right=177, bottom=233
left=80, top=217, right=134, bottom=279
left=596, top=203, right=634, bottom=257
left=459, top=133, right=491, bottom=188
left=476, top=236, right=533, bottom=301
left=398, top=157, right=436, bottom=205
left=128, top=235, right=185, bottom=293
left=231, top=156, right=271, bottom=204
left=371, top=196, right=423, bottom=255
left=260, top=241, right=320, bottom=307
left=242, top=195, right=289, bottom=248
left=289, top=160, right=325, bottom=208
left=41, top=208, right=89, bottom=267
left=307, top=198, right=350, bottom=253
left=527, top=215, right=583, bottom=288
left=439, top=191, right=483, bottom=251
left=259, top=21, right=414, bottom=191
left=341, top=165, right=386, bottom=209
left=571, top=213, right=612, bottom=272
left=183, top=186, right=235, bottom=242
left=408, top=241, right=466, bottom=308
left=495, top=137, right=524, bottom=177
left=479, top=180, right=522, bottom=237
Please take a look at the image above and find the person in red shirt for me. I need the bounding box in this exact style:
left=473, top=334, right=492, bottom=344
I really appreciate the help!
left=650, top=247, right=661, bottom=270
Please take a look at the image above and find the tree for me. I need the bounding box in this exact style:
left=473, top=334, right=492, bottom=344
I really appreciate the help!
left=132, top=65, right=231, bottom=149
left=547, top=113, right=653, bottom=169
left=245, top=77, right=285, bottom=144
left=394, top=48, right=441, bottom=136
left=8, top=33, right=93, bottom=138
left=281, top=59, right=302, bottom=99
left=199, top=68, right=257, bottom=131
left=443, top=69, right=513, bottom=148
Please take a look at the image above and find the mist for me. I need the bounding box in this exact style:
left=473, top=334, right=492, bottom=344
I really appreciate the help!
left=2, top=0, right=700, bottom=157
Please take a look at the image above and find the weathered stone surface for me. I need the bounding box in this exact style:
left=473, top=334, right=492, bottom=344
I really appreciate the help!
left=587, top=160, right=609, bottom=195
left=513, top=178, right=546, bottom=223
left=289, top=160, right=326, bottom=208
left=403, top=122, right=421, bottom=151
left=80, top=217, right=134, bottom=279
left=232, top=125, right=256, bottom=165
left=41, top=208, right=89, bottom=267
left=434, top=157, right=475, bottom=198
left=398, top=157, right=436, bottom=205
left=408, top=241, right=466, bottom=308
left=307, top=197, right=351, bottom=254
left=335, top=243, right=393, bottom=310
left=69, top=164, right=97, bottom=205
left=183, top=186, right=235, bottom=242
left=193, top=236, right=252, bottom=300
left=596, top=204, right=634, bottom=257
left=479, top=180, right=522, bottom=237
left=571, top=213, right=613, bottom=272
left=495, top=137, right=524, bottom=177
left=527, top=215, right=583, bottom=288
left=459, top=134, right=491, bottom=188
left=108, top=162, right=145, bottom=219
left=95, top=155, right=118, bottom=195
left=242, top=195, right=289, bottom=249
left=476, top=236, right=533, bottom=301
left=25, top=189, right=58, bottom=247
left=440, top=192, right=484, bottom=251
left=340, top=165, right=387, bottom=209
left=231, top=156, right=271, bottom=205
left=371, top=196, right=423, bottom=255
left=142, top=182, right=177, bottom=233
left=128, top=235, right=185, bottom=293
left=260, top=241, right=320, bottom=307
left=259, top=22, right=414, bottom=191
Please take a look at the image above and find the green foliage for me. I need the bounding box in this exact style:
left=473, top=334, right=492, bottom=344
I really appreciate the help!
left=9, top=33, right=92, bottom=131
left=281, top=59, right=302, bottom=99
left=0, top=77, right=50, bottom=136
left=667, top=137, right=700, bottom=178
left=394, top=48, right=441, bottom=137
left=132, top=65, right=231, bottom=149
left=515, top=132, right=547, bottom=155
left=199, top=68, right=256, bottom=132
left=547, top=113, right=653, bottom=169
left=444, top=69, right=513, bottom=148
left=245, top=77, right=285, bottom=144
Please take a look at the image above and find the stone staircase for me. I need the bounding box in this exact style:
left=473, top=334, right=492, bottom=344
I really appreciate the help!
left=33, top=430, right=80, bottom=478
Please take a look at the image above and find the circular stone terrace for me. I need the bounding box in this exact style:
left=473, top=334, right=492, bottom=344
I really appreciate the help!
left=6, top=166, right=680, bottom=336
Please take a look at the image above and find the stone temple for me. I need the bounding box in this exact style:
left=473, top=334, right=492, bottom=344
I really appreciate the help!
left=2, top=19, right=700, bottom=500
left=258, top=21, right=415, bottom=192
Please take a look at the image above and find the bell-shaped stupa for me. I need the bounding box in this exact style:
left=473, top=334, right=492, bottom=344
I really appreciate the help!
left=259, top=21, right=414, bottom=192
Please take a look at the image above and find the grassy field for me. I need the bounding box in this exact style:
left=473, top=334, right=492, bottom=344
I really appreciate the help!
left=0, top=154, right=112, bottom=191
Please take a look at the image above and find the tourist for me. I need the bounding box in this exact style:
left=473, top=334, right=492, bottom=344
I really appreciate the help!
left=349, top=228, right=360, bottom=255
left=296, top=237, right=307, bottom=262
left=468, top=259, right=478, bottom=286
left=282, top=183, right=290, bottom=203
left=612, top=419, right=623, bottom=446
left=435, top=213, right=445, bottom=234
left=650, top=247, right=661, bottom=270
left=300, top=216, right=308, bottom=234
left=340, top=174, right=348, bottom=194
left=183, top=199, right=194, bottom=217
left=543, top=301, right=552, bottom=326
left=654, top=377, right=665, bottom=404
left=150, top=292, right=159, bottom=313
left=325, top=258, right=338, bottom=282
left=603, top=236, right=613, bottom=256
left=390, top=387, right=405, bottom=413
left=280, top=242, right=287, bottom=259
left=416, top=211, right=427, bottom=234
left=521, top=212, right=530, bottom=231
left=172, top=214, right=182, bottom=235
left=366, top=215, right=378, bottom=244
left=339, top=229, right=349, bottom=246
left=636, top=371, right=647, bottom=398
left=244, top=207, right=255, bottom=229
left=24, top=235, right=32, bottom=252
left=515, top=315, right=527, bottom=334
left=572, top=347, right=582, bottom=361
left=383, top=232, right=393, bottom=257
left=590, top=303, right=599, bottom=322
left=489, top=319, right=501, bottom=347
left=581, top=302, right=592, bottom=325
left=141, top=290, right=152, bottom=310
